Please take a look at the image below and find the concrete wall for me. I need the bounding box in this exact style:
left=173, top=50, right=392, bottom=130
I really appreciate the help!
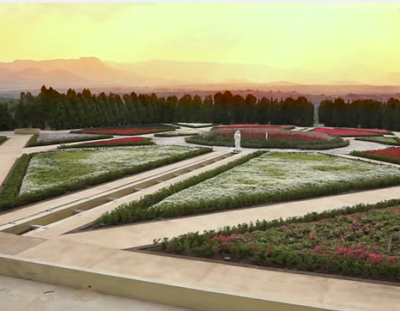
left=14, top=128, right=40, bottom=135
left=0, top=254, right=333, bottom=311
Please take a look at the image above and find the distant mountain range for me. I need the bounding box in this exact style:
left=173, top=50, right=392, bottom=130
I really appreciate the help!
left=0, top=57, right=400, bottom=94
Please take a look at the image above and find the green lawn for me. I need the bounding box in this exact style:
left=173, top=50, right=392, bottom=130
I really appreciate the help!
left=355, top=136, right=400, bottom=146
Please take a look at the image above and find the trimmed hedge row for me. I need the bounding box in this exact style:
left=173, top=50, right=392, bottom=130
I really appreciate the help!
left=95, top=151, right=400, bottom=227
left=58, top=138, right=154, bottom=149
left=175, top=123, right=214, bottom=128
left=25, top=134, right=113, bottom=147
left=0, top=136, right=7, bottom=146
left=156, top=199, right=400, bottom=282
left=186, top=134, right=349, bottom=150
left=351, top=150, right=400, bottom=165
left=95, top=151, right=266, bottom=227
left=355, top=136, right=400, bottom=146
left=0, top=147, right=212, bottom=212
left=154, top=132, right=197, bottom=137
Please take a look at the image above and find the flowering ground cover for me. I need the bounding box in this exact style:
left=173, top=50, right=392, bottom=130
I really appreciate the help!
left=311, top=127, right=387, bottom=137
left=72, top=124, right=178, bottom=136
left=355, top=136, right=400, bottom=146
left=216, top=124, right=294, bottom=130
left=96, top=152, right=400, bottom=226
left=25, top=133, right=113, bottom=147
left=186, top=129, right=348, bottom=150
left=58, top=137, right=154, bottom=149
left=0, top=146, right=211, bottom=211
left=155, top=199, right=400, bottom=282
left=0, top=136, right=7, bottom=146
left=351, top=147, right=400, bottom=165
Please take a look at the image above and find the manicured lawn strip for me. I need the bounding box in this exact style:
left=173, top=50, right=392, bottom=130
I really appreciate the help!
left=355, top=136, right=400, bottom=146
left=0, top=147, right=212, bottom=212
left=95, top=151, right=266, bottom=227
left=0, top=136, right=8, bottom=146
left=154, top=199, right=400, bottom=282
left=25, top=134, right=113, bottom=147
left=154, top=132, right=198, bottom=137
left=175, top=123, right=214, bottom=128
left=186, top=134, right=349, bottom=150
left=95, top=152, right=400, bottom=227
left=58, top=137, right=154, bottom=149
left=351, top=150, right=400, bottom=165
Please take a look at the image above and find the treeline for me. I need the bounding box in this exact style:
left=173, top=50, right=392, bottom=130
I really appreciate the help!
left=319, top=98, right=400, bottom=130
left=0, top=103, right=15, bottom=130
left=9, top=86, right=314, bottom=130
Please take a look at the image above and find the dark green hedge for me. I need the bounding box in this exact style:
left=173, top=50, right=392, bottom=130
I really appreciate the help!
left=25, top=134, right=113, bottom=147
left=0, top=147, right=212, bottom=212
left=154, top=133, right=196, bottom=137
left=175, top=123, right=214, bottom=128
left=351, top=150, right=400, bottom=165
left=355, top=137, right=400, bottom=146
left=186, top=134, right=349, bottom=150
left=58, top=138, right=154, bottom=149
left=157, top=199, right=400, bottom=282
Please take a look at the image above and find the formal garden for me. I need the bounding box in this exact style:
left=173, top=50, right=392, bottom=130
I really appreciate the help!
left=0, top=145, right=211, bottom=211
left=152, top=199, right=400, bottom=282
left=95, top=152, right=400, bottom=227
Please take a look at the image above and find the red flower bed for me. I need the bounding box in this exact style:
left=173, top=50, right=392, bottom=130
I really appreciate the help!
left=87, top=137, right=143, bottom=145
left=365, top=147, right=400, bottom=159
left=218, top=124, right=292, bottom=130
left=342, top=128, right=390, bottom=134
left=215, top=129, right=330, bottom=142
left=76, top=128, right=167, bottom=135
left=312, top=128, right=385, bottom=136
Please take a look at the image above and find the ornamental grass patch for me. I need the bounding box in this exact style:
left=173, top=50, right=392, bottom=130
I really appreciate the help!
left=154, top=199, right=400, bottom=282
left=96, top=152, right=400, bottom=227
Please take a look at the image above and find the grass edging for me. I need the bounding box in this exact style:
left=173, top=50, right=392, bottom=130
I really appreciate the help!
left=0, top=147, right=212, bottom=212
left=0, top=136, right=8, bottom=146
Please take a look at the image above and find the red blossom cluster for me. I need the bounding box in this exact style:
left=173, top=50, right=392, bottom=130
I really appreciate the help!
left=215, top=129, right=329, bottom=141
left=87, top=137, right=143, bottom=145
left=312, top=128, right=386, bottom=136
left=365, top=147, right=400, bottom=159
left=218, top=124, right=290, bottom=130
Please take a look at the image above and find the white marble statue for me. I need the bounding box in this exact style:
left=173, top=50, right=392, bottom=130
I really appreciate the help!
left=234, top=130, right=241, bottom=152
left=265, top=131, right=269, bottom=139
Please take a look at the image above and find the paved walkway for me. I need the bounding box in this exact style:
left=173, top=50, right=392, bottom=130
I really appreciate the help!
left=0, top=275, right=192, bottom=311
left=2, top=234, right=400, bottom=311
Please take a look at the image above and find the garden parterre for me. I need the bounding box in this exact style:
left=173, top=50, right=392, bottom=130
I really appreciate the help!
left=97, top=152, right=400, bottom=226
left=157, top=200, right=400, bottom=282
left=152, top=152, right=400, bottom=211
left=25, top=133, right=113, bottom=147
left=20, top=146, right=204, bottom=195
left=351, top=147, right=400, bottom=165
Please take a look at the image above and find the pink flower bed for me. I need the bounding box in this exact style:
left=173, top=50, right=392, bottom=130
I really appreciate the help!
left=87, top=137, right=143, bottom=145
left=215, top=129, right=330, bottom=142
left=218, top=124, right=292, bottom=130
left=364, top=147, right=400, bottom=159
left=312, top=127, right=388, bottom=136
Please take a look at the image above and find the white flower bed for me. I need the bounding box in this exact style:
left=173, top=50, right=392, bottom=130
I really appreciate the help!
left=36, top=133, right=104, bottom=143
left=177, top=123, right=213, bottom=128
left=20, top=145, right=198, bottom=194
left=153, top=152, right=400, bottom=210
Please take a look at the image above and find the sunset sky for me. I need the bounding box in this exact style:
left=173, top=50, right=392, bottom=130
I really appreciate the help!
left=1, top=3, right=400, bottom=84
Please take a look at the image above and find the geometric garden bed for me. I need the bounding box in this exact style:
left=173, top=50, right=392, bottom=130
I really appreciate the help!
left=96, top=152, right=400, bottom=227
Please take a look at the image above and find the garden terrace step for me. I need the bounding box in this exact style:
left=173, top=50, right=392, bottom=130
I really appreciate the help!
left=0, top=151, right=235, bottom=235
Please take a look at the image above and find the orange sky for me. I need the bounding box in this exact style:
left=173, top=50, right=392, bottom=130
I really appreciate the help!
left=1, top=3, right=400, bottom=84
